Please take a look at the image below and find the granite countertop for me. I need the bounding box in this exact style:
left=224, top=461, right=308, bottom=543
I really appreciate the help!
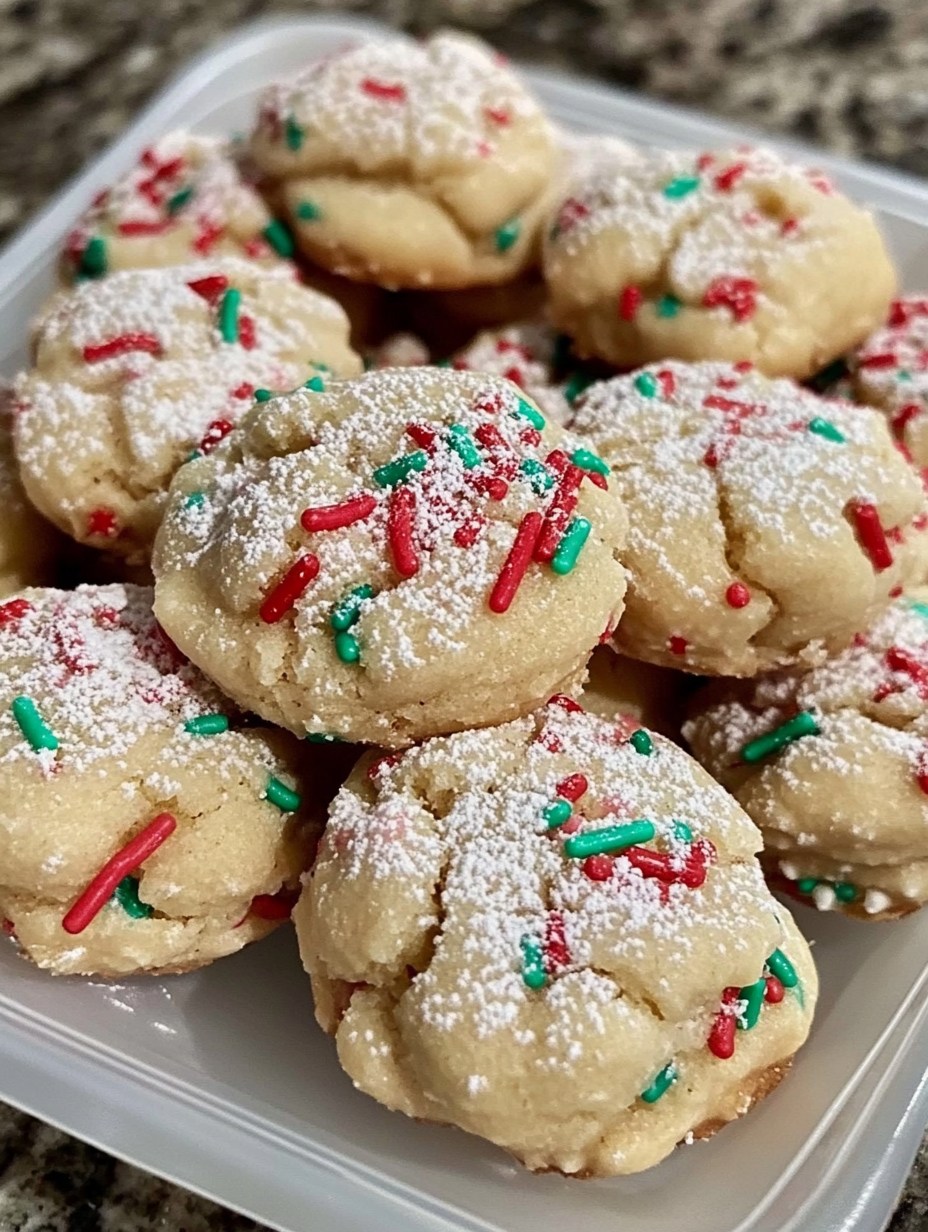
left=2, top=1, right=928, bottom=1229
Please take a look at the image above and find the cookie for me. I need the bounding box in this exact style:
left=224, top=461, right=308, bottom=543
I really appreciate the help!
left=849, top=295, right=928, bottom=466
left=366, top=332, right=431, bottom=369
left=295, top=701, right=816, bottom=1176
left=301, top=261, right=396, bottom=350
left=570, top=359, right=928, bottom=675
left=684, top=588, right=928, bottom=921
left=0, top=388, right=60, bottom=598
left=62, top=132, right=288, bottom=280
left=13, top=258, right=361, bottom=563
left=580, top=644, right=685, bottom=738
left=152, top=367, right=627, bottom=747
left=404, top=276, right=548, bottom=354
left=543, top=145, right=895, bottom=379
left=0, top=584, right=317, bottom=977
left=250, top=32, right=556, bottom=289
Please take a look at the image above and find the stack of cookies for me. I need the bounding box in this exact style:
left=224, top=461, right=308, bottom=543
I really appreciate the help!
left=5, top=26, right=924, bottom=1180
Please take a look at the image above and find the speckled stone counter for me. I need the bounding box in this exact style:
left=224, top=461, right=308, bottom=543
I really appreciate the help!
left=2, top=2, right=928, bottom=1229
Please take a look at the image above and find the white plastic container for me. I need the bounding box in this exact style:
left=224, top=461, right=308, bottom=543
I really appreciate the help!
left=2, top=16, right=928, bottom=1232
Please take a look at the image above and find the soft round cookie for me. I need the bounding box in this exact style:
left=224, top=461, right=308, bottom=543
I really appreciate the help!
left=404, top=276, right=548, bottom=354
left=0, top=388, right=60, bottom=598
left=543, top=145, right=895, bottom=379
left=152, top=368, right=627, bottom=747
left=0, top=584, right=317, bottom=977
left=580, top=645, right=686, bottom=738
left=849, top=296, right=928, bottom=465
left=570, top=359, right=928, bottom=676
left=295, top=701, right=816, bottom=1176
left=366, top=332, right=431, bottom=370
left=62, top=132, right=289, bottom=280
left=250, top=32, right=557, bottom=289
left=684, top=588, right=928, bottom=921
left=13, top=257, right=361, bottom=563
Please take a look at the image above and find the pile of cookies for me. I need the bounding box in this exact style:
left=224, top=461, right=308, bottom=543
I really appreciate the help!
left=2, top=27, right=924, bottom=1179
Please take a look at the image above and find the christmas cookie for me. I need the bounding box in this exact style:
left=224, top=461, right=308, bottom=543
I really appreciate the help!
left=685, top=589, right=928, bottom=920
left=152, top=368, right=627, bottom=747
left=295, top=701, right=816, bottom=1176
left=405, top=276, right=548, bottom=354
left=62, top=132, right=289, bottom=280
left=0, top=388, right=60, bottom=598
left=570, top=360, right=928, bottom=675
left=13, top=258, right=361, bottom=563
left=0, top=584, right=317, bottom=977
left=366, top=332, right=431, bottom=370
left=580, top=645, right=686, bottom=738
left=849, top=295, right=928, bottom=466
left=250, top=32, right=557, bottom=289
left=543, top=145, right=895, bottom=379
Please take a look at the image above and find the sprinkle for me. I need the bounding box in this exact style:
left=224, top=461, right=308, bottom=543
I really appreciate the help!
left=199, top=418, right=234, bottom=455
left=263, top=219, right=295, bottom=258
left=571, top=447, right=609, bottom=477
left=484, top=105, right=511, bottom=126
left=296, top=200, right=322, bottom=221
left=582, top=854, right=614, bottom=881
left=834, top=882, right=857, bottom=902
left=184, top=714, right=229, bottom=736
left=738, top=977, right=766, bottom=1030
left=766, top=948, right=798, bottom=988
left=555, top=773, right=588, bottom=802
left=62, top=813, right=177, bottom=934
left=117, top=219, right=171, bottom=237
left=446, top=424, right=481, bottom=469
left=0, top=599, right=32, bottom=626
left=641, top=1062, right=677, bottom=1103
left=494, top=219, right=521, bottom=253
left=79, top=235, right=107, bottom=277
left=184, top=491, right=205, bottom=509
left=764, top=975, right=785, bottom=1003
left=859, top=352, right=897, bottom=370
left=12, top=696, right=59, bottom=752
left=564, top=820, right=656, bottom=860
left=372, top=451, right=428, bottom=488
left=518, top=459, right=553, bottom=495
left=330, top=584, right=375, bottom=632
left=250, top=889, right=299, bottom=920
left=741, top=710, right=819, bottom=763
left=513, top=397, right=545, bottom=430
left=334, top=630, right=361, bottom=664
left=707, top=988, right=740, bottom=1059
left=807, top=417, right=845, bottom=443
left=663, top=175, right=700, bottom=199
left=82, top=332, right=161, bottom=363
left=796, top=877, right=819, bottom=894
left=911, top=602, right=928, bottom=621
left=634, top=372, right=659, bottom=398
left=218, top=288, right=241, bottom=343
left=713, top=162, right=747, bottom=191
left=725, top=582, right=751, bottom=608
left=563, top=372, right=595, bottom=405
left=187, top=274, right=229, bottom=302
left=259, top=553, right=321, bottom=623
left=535, top=466, right=582, bottom=563
left=489, top=512, right=543, bottom=614
left=618, top=285, right=643, bottom=320
left=454, top=515, right=485, bottom=548
left=361, top=77, right=407, bottom=102
left=301, top=493, right=377, bottom=532
left=520, top=934, right=547, bottom=989
left=387, top=487, right=419, bottom=579
left=544, top=911, right=570, bottom=971
left=668, top=635, right=688, bottom=656
left=624, top=842, right=712, bottom=889
left=406, top=422, right=437, bottom=451
left=656, top=295, right=682, bottom=318
left=849, top=500, right=893, bottom=572
left=305, top=374, right=325, bottom=392
left=543, top=799, right=573, bottom=828
left=702, top=276, right=758, bottom=322
left=113, top=876, right=153, bottom=920
left=285, top=116, right=304, bottom=150
left=86, top=507, right=118, bottom=538
left=166, top=185, right=194, bottom=214
left=239, top=312, right=258, bottom=351
left=548, top=694, right=583, bottom=714
left=264, top=777, right=301, bottom=812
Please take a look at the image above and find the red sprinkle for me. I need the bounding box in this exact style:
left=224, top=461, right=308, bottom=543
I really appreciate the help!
left=657, top=368, right=677, bottom=398
left=117, top=219, right=171, bottom=236
left=361, top=77, right=407, bottom=102
left=388, top=487, right=419, bottom=579
left=548, top=693, right=584, bottom=714
left=582, top=854, right=615, bottom=881
left=231, top=382, right=255, bottom=400
left=555, top=773, right=588, bottom=803
left=781, top=217, right=800, bottom=237
left=849, top=500, right=893, bottom=572
left=82, top=333, right=161, bottom=363
left=890, top=299, right=928, bottom=327
left=86, top=508, right=119, bottom=539
left=192, top=223, right=224, bottom=255
left=238, top=315, right=257, bottom=349
left=534, top=465, right=583, bottom=562
left=62, top=813, right=178, bottom=934
left=702, top=276, right=758, bottom=322
left=406, top=422, right=437, bottom=452
left=301, top=494, right=377, bottom=533
left=544, top=911, right=571, bottom=972
left=668, top=635, right=688, bottom=656
left=367, top=752, right=401, bottom=782
left=0, top=599, right=32, bottom=626
left=250, top=889, right=299, bottom=920
left=484, top=105, right=511, bottom=126
left=199, top=418, right=234, bottom=454
left=489, top=512, right=542, bottom=613
left=618, top=285, right=643, bottom=321
left=707, top=987, right=741, bottom=1059
left=187, top=274, right=229, bottom=302
left=734, top=360, right=754, bottom=373
left=454, top=515, right=485, bottom=548
left=892, top=404, right=922, bottom=437
left=713, top=162, right=747, bottom=191
left=764, top=975, right=785, bottom=1004
left=725, top=581, right=751, bottom=608
left=859, top=352, right=898, bottom=369
left=624, top=840, right=714, bottom=889
left=259, top=553, right=320, bottom=623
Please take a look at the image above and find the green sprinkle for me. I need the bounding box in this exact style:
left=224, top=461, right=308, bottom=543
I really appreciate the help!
left=254, top=388, right=273, bottom=402
left=166, top=185, right=194, bottom=214
left=656, top=294, right=682, bottom=318
left=263, top=219, right=295, bottom=258
left=79, top=235, right=107, bottom=278
left=519, top=458, right=554, bottom=494
left=296, top=200, right=322, bottom=221
left=834, top=881, right=858, bottom=903
left=11, top=696, right=58, bottom=752
left=372, top=451, right=428, bottom=488
left=629, top=728, right=653, bottom=756
left=543, top=798, right=573, bottom=829
left=564, top=820, right=656, bottom=860
left=330, top=584, right=375, bottom=632
left=673, top=820, right=693, bottom=842
left=113, top=876, right=153, bottom=920
left=447, top=424, right=481, bottom=469
left=334, top=630, right=361, bottom=664
left=495, top=218, right=521, bottom=252
left=513, top=397, right=546, bottom=430
left=551, top=518, right=592, bottom=575
left=796, top=877, right=819, bottom=895
left=218, top=287, right=241, bottom=343
left=807, top=357, right=848, bottom=392
left=285, top=116, right=304, bottom=151
left=898, top=369, right=913, bottom=382
left=265, top=776, right=301, bottom=812
left=520, top=934, right=547, bottom=989
left=184, top=491, right=206, bottom=509
left=740, top=711, right=819, bottom=763
left=738, top=977, right=766, bottom=1031
left=663, top=175, right=701, bottom=199
left=766, top=948, right=798, bottom=989
left=305, top=374, right=326, bottom=392
left=563, top=371, right=595, bottom=405
left=807, top=417, right=845, bottom=443
left=910, top=601, right=928, bottom=621
left=305, top=731, right=342, bottom=743
left=571, top=447, right=609, bottom=477
left=185, top=450, right=202, bottom=463
left=634, top=372, right=659, bottom=398
left=184, top=713, right=229, bottom=736
left=641, top=1062, right=677, bottom=1104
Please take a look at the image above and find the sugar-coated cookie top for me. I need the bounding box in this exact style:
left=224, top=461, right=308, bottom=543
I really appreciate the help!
left=451, top=321, right=572, bottom=423
left=851, top=296, right=928, bottom=444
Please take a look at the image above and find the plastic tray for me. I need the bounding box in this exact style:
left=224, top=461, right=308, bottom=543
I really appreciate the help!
left=2, top=15, right=928, bottom=1232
